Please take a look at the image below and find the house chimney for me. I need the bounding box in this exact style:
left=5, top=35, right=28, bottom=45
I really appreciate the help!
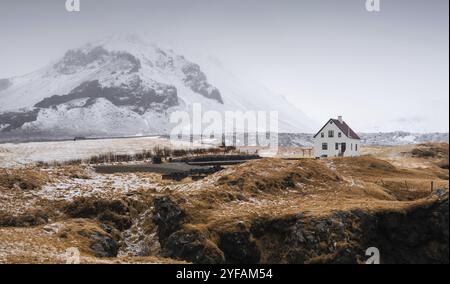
left=338, top=116, right=343, bottom=123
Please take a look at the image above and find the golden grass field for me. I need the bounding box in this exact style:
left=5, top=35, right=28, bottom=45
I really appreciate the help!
left=0, top=142, right=448, bottom=263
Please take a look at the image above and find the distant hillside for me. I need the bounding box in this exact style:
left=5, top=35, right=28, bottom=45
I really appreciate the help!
left=278, top=132, right=449, bottom=147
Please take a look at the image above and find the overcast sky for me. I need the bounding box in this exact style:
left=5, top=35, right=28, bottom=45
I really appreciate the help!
left=0, top=0, right=448, bottom=132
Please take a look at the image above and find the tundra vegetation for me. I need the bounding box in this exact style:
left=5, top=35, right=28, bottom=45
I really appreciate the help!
left=0, top=142, right=448, bottom=264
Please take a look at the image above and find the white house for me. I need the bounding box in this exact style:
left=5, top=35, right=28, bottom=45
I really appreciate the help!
left=313, top=116, right=361, bottom=158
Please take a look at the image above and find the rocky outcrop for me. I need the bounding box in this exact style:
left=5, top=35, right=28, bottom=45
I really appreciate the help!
left=152, top=196, right=187, bottom=242
left=255, top=192, right=449, bottom=264
left=55, top=46, right=109, bottom=74
left=34, top=79, right=178, bottom=115
left=369, top=192, right=449, bottom=263
left=152, top=193, right=449, bottom=264
left=0, top=109, right=39, bottom=132
left=181, top=63, right=223, bottom=104
left=69, top=222, right=120, bottom=258
left=88, top=231, right=119, bottom=257
left=152, top=196, right=225, bottom=264
left=62, top=197, right=151, bottom=258
left=54, top=46, right=141, bottom=75
left=162, top=227, right=225, bottom=264
left=218, top=224, right=261, bottom=264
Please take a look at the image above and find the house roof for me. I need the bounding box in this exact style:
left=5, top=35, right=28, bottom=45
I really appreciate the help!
left=313, top=118, right=361, bottom=140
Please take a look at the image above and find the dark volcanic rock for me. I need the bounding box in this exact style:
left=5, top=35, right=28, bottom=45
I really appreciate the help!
left=161, top=228, right=225, bottom=264
left=153, top=196, right=226, bottom=264
left=55, top=46, right=109, bottom=74
left=151, top=194, right=448, bottom=264
left=218, top=228, right=261, bottom=264
left=153, top=196, right=187, bottom=243
left=252, top=194, right=449, bottom=264
left=115, top=51, right=141, bottom=73
left=34, top=79, right=178, bottom=114
left=369, top=195, right=449, bottom=263
left=0, top=109, right=39, bottom=132
left=88, top=231, right=119, bottom=257
left=54, top=46, right=141, bottom=75
left=181, top=63, right=223, bottom=104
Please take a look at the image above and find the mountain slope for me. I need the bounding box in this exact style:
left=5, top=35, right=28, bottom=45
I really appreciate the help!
left=0, top=35, right=317, bottom=138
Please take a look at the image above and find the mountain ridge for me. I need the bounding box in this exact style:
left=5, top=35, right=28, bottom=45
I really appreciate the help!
left=0, top=35, right=317, bottom=138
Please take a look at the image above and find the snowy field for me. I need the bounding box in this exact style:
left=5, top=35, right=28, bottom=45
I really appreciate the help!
left=0, top=136, right=206, bottom=168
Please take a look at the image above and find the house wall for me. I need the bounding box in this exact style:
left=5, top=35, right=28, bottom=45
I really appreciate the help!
left=313, top=121, right=361, bottom=158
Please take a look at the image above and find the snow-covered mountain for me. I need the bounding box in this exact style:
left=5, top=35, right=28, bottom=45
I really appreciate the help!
left=0, top=35, right=317, bottom=139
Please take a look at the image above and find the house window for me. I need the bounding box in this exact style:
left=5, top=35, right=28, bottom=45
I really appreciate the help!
left=328, top=130, right=334, bottom=138
left=351, top=143, right=353, bottom=151
left=321, top=132, right=324, bottom=138
left=355, top=144, right=358, bottom=151
left=335, top=143, right=339, bottom=150
left=338, top=132, right=342, bottom=138
left=322, top=143, right=328, bottom=150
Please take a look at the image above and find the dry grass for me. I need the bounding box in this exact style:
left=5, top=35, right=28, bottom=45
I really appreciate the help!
left=411, top=143, right=448, bottom=159
left=0, top=209, right=49, bottom=227
left=53, top=166, right=92, bottom=179
left=62, top=197, right=134, bottom=231
left=37, top=146, right=236, bottom=167
left=0, top=142, right=448, bottom=263
left=363, top=143, right=448, bottom=170
left=0, top=168, right=51, bottom=191
left=0, top=217, right=186, bottom=264
left=161, top=148, right=448, bottom=233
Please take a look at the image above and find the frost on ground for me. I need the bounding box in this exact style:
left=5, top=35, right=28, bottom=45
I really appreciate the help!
left=0, top=143, right=448, bottom=264
left=38, top=171, right=162, bottom=201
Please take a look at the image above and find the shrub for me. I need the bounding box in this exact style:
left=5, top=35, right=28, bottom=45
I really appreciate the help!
left=0, top=210, right=48, bottom=227
left=63, top=197, right=132, bottom=230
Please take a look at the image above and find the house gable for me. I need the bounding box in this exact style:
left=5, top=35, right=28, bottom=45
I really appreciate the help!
left=313, top=119, right=334, bottom=139
left=313, top=118, right=360, bottom=140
